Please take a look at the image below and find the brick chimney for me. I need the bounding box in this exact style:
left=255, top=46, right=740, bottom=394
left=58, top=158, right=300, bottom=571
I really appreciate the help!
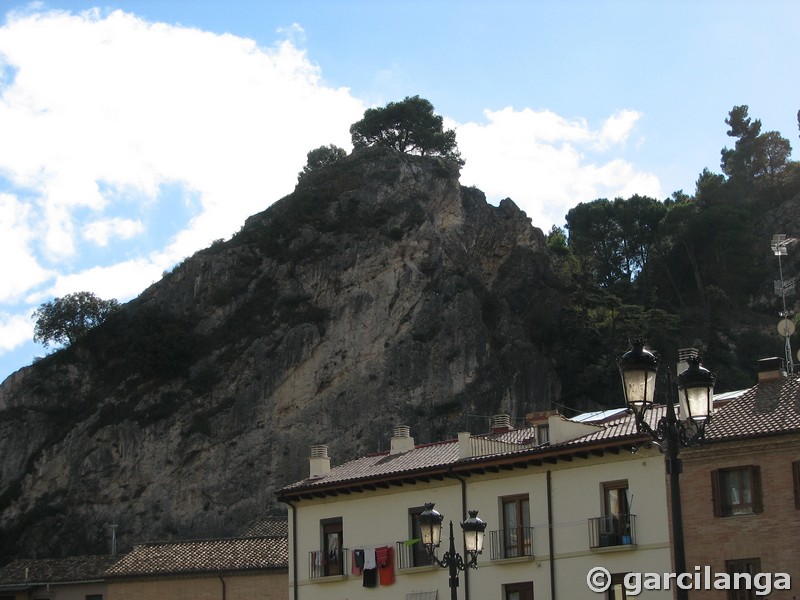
left=390, top=425, right=415, bottom=455
left=309, top=445, right=331, bottom=478
left=757, top=357, right=786, bottom=383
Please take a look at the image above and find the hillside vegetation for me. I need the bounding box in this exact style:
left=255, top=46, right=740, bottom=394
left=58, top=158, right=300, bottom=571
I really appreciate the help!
left=0, top=102, right=797, bottom=561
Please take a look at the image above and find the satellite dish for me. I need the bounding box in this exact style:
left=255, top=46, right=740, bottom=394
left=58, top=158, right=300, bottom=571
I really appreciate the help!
left=778, top=318, right=796, bottom=336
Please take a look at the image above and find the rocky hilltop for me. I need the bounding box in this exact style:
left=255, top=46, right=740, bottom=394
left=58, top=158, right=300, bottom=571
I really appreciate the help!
left=0, top=147, right=567, bottom=560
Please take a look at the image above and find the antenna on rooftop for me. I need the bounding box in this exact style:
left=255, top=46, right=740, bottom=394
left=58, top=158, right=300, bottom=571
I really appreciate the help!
left=771, top=234, right=797, bottom=373
left=110, top=513, right=118, bottom=555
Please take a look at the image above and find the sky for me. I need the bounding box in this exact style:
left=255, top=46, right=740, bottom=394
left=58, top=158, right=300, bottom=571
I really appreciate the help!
left=0, top=0, right=798, bottom=383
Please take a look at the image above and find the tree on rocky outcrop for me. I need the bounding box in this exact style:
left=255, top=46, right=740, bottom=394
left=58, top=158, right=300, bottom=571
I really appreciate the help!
left=721, top=105, right=792, bottom=190
left=32, top=291, right=120, bottom=348
left=297, top=144, right=347, bottom=181
left=349, top=95, right=464, bottom=164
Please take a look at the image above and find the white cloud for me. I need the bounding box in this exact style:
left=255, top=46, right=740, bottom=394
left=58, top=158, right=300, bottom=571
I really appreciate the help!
left=0, top=7, right=665, bottom=380
left=0, top=311, right=32, bottom=352
left=83, top=217, right=144, bottom=246
left=455, top=107, right=662, bottom=230
left=0, top=7, right=364, bottom=298
left=0, top=193, right=52, bottom=302
left=44, top=258, right=166, bottom=302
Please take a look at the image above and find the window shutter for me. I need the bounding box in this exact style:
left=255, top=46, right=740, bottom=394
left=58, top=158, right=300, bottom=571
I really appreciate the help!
left=793, top=461, right=800, bottom=510
left=751, top=465, right=763, bottom=513
left=710, top=469, right=723, bottom=517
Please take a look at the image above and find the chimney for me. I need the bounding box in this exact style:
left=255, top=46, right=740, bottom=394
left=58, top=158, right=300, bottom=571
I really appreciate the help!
left=757, top=357, right=786, bottom=383
left=490, top=414, right=512, bottom=433
left=309, top=445, right=331, bottom=478
left=390, top=425, right=415, bottom=455
left=677, top=347, right=699, bottom=377
left=458, top=431, right=472, bottom=459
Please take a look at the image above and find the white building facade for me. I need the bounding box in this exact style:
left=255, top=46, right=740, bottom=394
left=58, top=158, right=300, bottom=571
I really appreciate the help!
left=277, top=413, right=674, bottom=600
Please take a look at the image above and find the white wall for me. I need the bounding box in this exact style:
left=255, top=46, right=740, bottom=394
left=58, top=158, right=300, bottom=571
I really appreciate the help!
left=287, top=447, right=674, bottom=600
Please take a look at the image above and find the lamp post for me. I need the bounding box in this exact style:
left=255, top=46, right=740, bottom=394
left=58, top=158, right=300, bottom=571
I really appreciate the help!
left=418, top=502, right=487, bottom=600
left=618, top=340, right=716, bottom=600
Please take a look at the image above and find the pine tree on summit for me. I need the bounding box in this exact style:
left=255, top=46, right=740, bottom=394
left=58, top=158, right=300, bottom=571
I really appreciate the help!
left=350, top=95, right=464, bottom=165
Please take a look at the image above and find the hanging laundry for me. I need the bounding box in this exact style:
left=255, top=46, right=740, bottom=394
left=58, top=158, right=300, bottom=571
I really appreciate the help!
left=363, top=546, right=377, bottom=570
left=362, top=567, right=378, bottom=588
left=377, top=545, right=395, bottom=585
left=362, top=547, right=377, bottom=588
left=352, top=548, right=365, bottom=576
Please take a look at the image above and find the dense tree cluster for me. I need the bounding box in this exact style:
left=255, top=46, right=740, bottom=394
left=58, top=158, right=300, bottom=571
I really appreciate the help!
left=549, top=105, right=799, bottom=408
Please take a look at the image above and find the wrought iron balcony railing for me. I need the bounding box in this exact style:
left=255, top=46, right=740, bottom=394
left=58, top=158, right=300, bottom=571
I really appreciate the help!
left=488, top=526, right=534, bottom=560
left=588, top=514, right=636, bottom=549
left=395, top=540, right=432, bottom=570
left=309, top=548, right=350, bottom=579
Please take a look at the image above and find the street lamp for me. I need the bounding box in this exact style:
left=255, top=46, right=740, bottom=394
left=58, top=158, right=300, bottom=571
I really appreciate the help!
left=618, top=340, right=716, bottom=600
left=418, top=502, right=487, bottom=600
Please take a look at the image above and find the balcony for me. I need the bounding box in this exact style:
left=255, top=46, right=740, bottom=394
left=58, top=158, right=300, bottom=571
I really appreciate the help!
left=309, top=548, right=350, bottom=580
left=588, top=514, right=636, bottom=550
left=488, top=526, right=534, bottom=560
left=395, top=540, right=435, bottom=571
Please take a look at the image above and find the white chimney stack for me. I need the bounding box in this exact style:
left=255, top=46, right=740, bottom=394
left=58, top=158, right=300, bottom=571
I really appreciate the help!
left=309, top=445, right=331, bottom=478
left=390, top=425, right=415, bottom=455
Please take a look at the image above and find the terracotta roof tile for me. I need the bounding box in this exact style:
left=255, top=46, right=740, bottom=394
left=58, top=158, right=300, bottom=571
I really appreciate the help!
left=106, top=536, right=287, bottom=578
left=278, top=412, right=651, bottom=496
left=0, top=555, right=120, bottom=585
left=241, top=517, right=288, bottom=538
left=706, top=375, right=800, bottom=441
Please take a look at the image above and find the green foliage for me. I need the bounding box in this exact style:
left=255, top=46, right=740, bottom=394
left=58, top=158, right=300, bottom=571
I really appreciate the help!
left=721, top=105, right=792, bottom=192
left=565, top=195, right=666, bottom=288
left=553, top=103, right=800, bottom=404
left=350, top=95, right=464, bottom=164
left=545, top=225, right=570, bottom=256
left=32, top=291, right=120, bottom=348
left=298, top=144, right=347, bottom=181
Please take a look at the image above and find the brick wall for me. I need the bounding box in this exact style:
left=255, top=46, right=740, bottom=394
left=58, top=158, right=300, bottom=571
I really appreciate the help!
left=675, top=435, right=800, bottom=599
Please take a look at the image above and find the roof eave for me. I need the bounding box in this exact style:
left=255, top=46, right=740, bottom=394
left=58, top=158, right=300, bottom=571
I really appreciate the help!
left=276, top=432, right=650, bottom=501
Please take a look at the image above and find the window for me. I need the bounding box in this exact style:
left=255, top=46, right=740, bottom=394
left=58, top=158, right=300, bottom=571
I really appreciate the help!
left=712, top=466, right=763, bottom=517
left=726, top=558, right=761, bottom=600
left=504, top=581, right=534, bottom=600
left=601, top=480, right=631, bottom=544
left=792, top=461, right=800, bottom=509
left=607, top=573, right=629, bottom=600
left=409, top=506, right=430, bottom=567
left=321, top=518, right=343, bottom=576
left=501, top=495, right=531, bottom=558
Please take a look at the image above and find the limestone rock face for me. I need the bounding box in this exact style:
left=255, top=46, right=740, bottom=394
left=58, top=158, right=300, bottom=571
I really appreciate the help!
left=0, top=147, right=566, bottom=560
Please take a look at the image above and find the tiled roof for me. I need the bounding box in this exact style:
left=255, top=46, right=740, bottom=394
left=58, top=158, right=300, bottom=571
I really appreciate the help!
left=281, top=440, right=461, bottom=493
left=278, top=410, right=651, bottom=497
left=706, top=375, right=800, bottom=441
left=241, top=517, right=288, bottom=538
left=0, top=555, right=120, bottom=585
left=105, top=536, right=288, bottom=578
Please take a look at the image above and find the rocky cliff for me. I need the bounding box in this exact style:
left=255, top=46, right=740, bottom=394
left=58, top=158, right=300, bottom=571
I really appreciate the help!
left=0, top=147, right=567, bottom=561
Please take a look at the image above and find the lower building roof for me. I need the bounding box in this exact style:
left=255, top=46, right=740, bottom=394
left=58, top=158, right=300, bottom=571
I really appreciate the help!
left=0, top=555, right=120, bottom=588
left=105, top=535, right=288, bottom=579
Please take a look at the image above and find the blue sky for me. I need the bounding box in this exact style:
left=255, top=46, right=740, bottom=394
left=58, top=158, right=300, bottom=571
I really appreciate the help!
left=0, top=0, right=798, bottom=383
